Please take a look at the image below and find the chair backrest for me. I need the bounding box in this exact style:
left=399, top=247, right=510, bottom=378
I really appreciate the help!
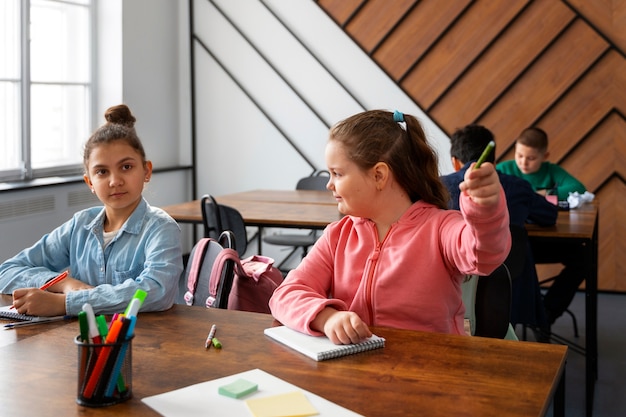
left=295, top=170, right=330, bottom=191
left=176, top=231, right=237, bottom=309
left=503, top=224, right=528, bottom=281
left=474, top=264, right=512, bottom=338
left=201, top=194, right=247, bottom=257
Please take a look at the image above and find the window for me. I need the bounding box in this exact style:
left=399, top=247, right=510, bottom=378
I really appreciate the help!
left=0, top=0, right=93, bottom=182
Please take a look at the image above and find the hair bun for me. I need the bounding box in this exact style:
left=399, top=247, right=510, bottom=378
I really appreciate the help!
left=104, top=104, right=136, bottom=128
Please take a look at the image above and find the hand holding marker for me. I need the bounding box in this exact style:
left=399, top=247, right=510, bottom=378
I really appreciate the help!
left=473, top=140, right=495, bottom=169
left=10, top=270, right=69, bottom=309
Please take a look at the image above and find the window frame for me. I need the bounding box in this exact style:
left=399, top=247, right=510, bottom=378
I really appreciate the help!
left=1, top=0, right=96, bottom=183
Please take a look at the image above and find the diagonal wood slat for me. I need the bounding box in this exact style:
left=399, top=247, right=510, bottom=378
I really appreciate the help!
left=402, top=0, right=527, bottom=109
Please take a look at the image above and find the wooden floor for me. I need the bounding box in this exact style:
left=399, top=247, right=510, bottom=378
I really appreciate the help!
left=515, top=291, right=626, bottom=417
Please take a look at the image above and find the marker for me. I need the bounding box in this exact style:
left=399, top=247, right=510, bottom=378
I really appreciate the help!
left=82, top=303, right=101, bottom=344
left=78, top=311, right=90, bottom=342
left=82, top=318, right=125, bottom=398
left=474, top=140, right=495, bottom=169
left=104, top=316, right=137, bottom=397
left=10, top=270, right=69, bottom=309
left=205, top=324, right=217, bottom=349
left=124, top=289, right=147, bottom=317
left=96, top=315, right=109, bottom=339
left=125, top=298, right=141, bottom=319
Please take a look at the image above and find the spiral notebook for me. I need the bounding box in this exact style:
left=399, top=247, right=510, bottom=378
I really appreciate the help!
left=264, top=326, right=385, bottom=361
left=0, top=305, right=65, bottom=323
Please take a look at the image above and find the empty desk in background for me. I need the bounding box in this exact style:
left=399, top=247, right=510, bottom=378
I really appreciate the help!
left=162, top=190, right=342, bottom=251
left=0, top=295, right=566, bottom=417
left=526, top=201, right=598, bottom=417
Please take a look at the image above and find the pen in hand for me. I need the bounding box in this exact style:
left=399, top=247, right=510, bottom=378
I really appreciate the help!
left=10, top=270, right=69, bottom=310
left=473, top=140, right=495, bottom=169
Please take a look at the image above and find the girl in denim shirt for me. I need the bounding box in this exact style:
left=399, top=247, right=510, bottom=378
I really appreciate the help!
left=0, top=104, right=183, bottom=316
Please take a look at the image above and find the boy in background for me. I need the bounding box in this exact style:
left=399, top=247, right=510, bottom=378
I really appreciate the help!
left=497, top=126, right=587, bottom=334
left=497, top=127, right=586, bottom=201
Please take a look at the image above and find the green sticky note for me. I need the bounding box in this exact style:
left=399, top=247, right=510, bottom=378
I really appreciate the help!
left=218, top=379, right=258, bottom=399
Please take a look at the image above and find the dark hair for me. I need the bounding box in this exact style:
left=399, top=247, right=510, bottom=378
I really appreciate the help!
left=449, top=124, right=496, bottom=164
left=329, top=109, right=449, bottom=209
left=517, top=127, right=548, bottom=152
left=83, top=104, right=146, bottom=172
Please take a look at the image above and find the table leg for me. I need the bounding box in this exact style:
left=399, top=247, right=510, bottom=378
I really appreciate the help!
left=554, top=365, right=565, bottom=417
left=585, top=218, right=599, bottom=417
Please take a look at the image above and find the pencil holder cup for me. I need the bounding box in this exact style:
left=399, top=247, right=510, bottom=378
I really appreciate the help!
left=74, top=335, right=134, bottom=407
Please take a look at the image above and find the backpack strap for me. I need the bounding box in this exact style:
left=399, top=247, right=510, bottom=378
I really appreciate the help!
left=184, top=238, right=211, bottom=306
left=207, top=247, right=241, bottom=308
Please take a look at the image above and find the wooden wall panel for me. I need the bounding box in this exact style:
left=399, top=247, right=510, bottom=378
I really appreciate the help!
left=477, top=19, right=609, bottom=143
left=372, top=0, right=469, bottom=79
left=500, top=50, right=624, bottom=162
left=596, top=179, right=626, bottom=291
left=429, top=1, right=575, bottom=131
left=317, top=0, right=365, bottom=25
left=567, top=0, right=626, bottom=52
left=344, top=0, right=416, bottom=52
left=402, top=0, right=527, bottom=108
left=317, top=0, right=626, bottom=291
left=560, top=114, right=626, bottom=193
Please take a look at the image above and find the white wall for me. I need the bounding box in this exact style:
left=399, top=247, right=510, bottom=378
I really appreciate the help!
left=191, top=0, right=452, bottom=201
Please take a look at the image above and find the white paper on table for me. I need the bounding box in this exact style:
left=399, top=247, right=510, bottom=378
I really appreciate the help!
left=142, top=368, right=363, bottom=417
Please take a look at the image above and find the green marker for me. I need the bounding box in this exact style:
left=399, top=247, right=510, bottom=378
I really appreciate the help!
left=124, top=289, right=148, bottom=316
left=474, top=140, right=495, bottom=169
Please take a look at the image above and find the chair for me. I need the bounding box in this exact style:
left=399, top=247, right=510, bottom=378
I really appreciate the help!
left=176, top=230, right=236, bottom=309
left=201, top=194, right=247, bottom=257
left=503, top=224, right=528, bottom=281
left=504, top=224, right=553, bottom=338
left=537, top=278, right=580, bottom=338
left=462, top=264, right=513, bottom=339
left=475, top=265, right=513, bottom=338
left=262, top=170, right=330, bottom=271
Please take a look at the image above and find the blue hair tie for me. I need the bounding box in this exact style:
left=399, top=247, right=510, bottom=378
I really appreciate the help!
left=393, top=110, right=405, bottom=123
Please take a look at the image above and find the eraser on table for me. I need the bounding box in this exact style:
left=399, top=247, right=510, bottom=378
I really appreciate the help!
left=212, top=337, right=222, bottom=348
left=218, top=378, right=258, bottom=398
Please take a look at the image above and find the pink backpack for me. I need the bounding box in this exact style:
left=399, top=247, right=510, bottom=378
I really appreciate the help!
left=181, top=238, right=283, bottom=314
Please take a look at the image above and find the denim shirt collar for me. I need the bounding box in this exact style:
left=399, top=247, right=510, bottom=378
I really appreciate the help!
left=83, top=197, right=148, bottom=236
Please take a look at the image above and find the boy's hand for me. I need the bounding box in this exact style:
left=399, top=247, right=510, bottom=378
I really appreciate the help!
left=459, top=162, right=502, bottom=207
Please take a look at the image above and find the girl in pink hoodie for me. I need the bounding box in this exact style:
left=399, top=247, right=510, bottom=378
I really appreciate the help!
left=269, top=110, right=510, bottom=344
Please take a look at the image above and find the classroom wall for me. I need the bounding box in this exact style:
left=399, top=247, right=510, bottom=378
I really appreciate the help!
left=187, top=0, right=455, bottom=263
left=190, top=0, right=453, bottom=202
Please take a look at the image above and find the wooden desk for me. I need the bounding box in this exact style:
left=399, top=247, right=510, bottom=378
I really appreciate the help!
left=162, top=190, right=342, bottom=253
left=162, top=190, right=341, bottom=229
left=0, top=297, right=566, bottom=417
left=526, top=202, right=598, bottom=417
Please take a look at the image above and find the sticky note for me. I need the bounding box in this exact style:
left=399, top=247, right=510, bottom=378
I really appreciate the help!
left=218, top=379, right=258, bottom=399
left=245, top=390, right=319, bottom=417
